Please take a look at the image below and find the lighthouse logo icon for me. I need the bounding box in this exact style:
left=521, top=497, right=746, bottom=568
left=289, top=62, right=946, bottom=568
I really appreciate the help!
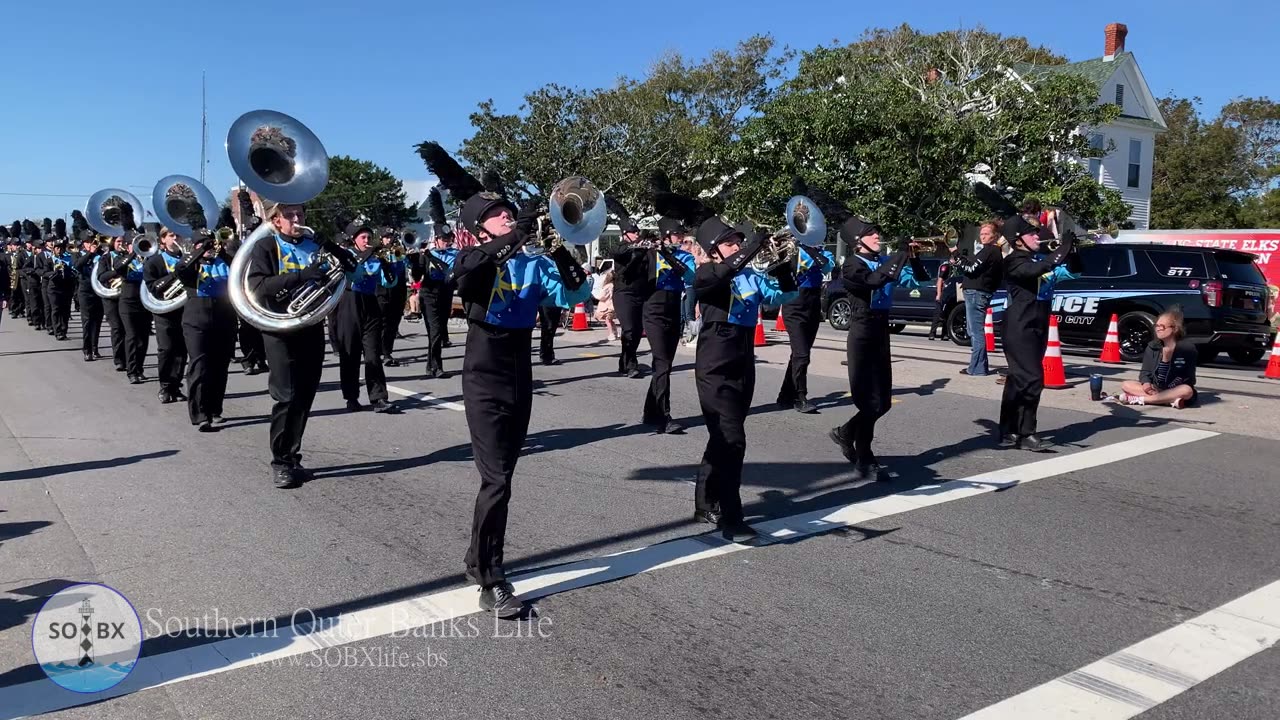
left=32, top=584, right=142, bottom=693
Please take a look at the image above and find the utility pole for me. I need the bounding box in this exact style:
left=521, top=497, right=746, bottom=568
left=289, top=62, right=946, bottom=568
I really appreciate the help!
left=200, top=71, right=207, bottom=185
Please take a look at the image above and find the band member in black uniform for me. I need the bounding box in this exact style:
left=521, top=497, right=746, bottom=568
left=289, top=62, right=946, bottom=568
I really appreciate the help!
left=73, top=225, right=105, bottom=361
left=681, top=206, right=797, bottom=540
left=40, top=219, right=57, bottom=334
left=412, top=188, right=458, bottom=378
left=0, top=237, right=10, bottom=325
left=776, top=185, right=837, bottom=414
left=642, top=216, right=695, bottom=433
left=330, top=223, right=396, bottom=413
left=145, top=228, right=189, bottom=402
left=377, top=230, right=408, bottom=366
left=245, top=201, right=355, bottom=488
left=176, top=225, right=238, bottom=431
left=7, top=226, right=25, bottom=320
left=828, top=215, right=928, bottom=477
left=98, top=235, right=129, bottom=372
left=45, top=238, right=77, bottom=341
left=610, top=219, right=650, bottom=378
left=997, top=217, right=1077, bottom=450
left=419, top=141, right=590, bottom=617
left=22, top=223, right=45, bottom=330
left=99, top=206, right=151, bottom=383
left=232, top=190, right=268, bottom=376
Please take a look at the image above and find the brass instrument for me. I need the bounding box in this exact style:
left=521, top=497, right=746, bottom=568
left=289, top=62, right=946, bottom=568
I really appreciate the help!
left=143, top=175, right=223, bottom=314
left=225, top=109, right=340, bottom=333
left=86, top=188, right=146, bottom=299
left=548, top=176, right=608, bottom=246
left=751, top=227, right=798, bottom=273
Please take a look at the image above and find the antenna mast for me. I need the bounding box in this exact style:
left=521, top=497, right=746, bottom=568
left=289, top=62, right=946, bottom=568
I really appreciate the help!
left=199, top=71, right=207, bottom=184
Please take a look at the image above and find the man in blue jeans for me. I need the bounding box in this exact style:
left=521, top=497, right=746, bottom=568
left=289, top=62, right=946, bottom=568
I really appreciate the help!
left=957, top=221, right=1003, bottom=376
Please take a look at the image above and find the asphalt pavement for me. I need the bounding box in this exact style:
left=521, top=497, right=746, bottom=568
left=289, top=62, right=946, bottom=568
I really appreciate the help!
left=1, top=310, right=1278, bottom=719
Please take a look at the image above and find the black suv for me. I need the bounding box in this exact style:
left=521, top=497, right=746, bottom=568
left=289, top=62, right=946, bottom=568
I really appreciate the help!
left=823, top=244, right=1273, bottom=364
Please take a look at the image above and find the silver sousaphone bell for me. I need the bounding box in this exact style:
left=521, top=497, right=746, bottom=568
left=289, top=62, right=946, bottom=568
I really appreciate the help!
left=141, top=175, right=222, bottom=314
left=86, top=188, right=148, bottom=299
left=786, top=195, right=827, bottom=248
left=548, top=176, right=608, bottom=247
left=225, top=109, right=337, bottom=333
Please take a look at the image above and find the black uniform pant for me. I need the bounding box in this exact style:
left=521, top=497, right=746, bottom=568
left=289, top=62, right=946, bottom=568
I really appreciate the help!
left=119, top=298, right=152, bottom=377
left=839, top=312, right=893, bottom=463
left=80, top=291, right=103, bottom=355
left=538, top=306, right=562, bottom=361
left=262, top=325, right=325, bottom=468
left=778, top=287, right=823, bottom=402
left=1000, top=306, right=1050, bottom=437
left=154, top=310, right=187, bottom=395
left=103, top=298, right=126, bottom=368
left=51, top=289, right=73, bottom=338
left=695, top=322, right=756, bottom=524
left=614, top=289, right=645, bottom=373
left=641, top=290, right=682, bottom=424
left=25, top=279, right=43, bottom=327
left=183, top=298, right=237, bottom=425
left=379, top=287, right=407, bottom=358
left=238, top=320, right=267, bottom=370
left=42, top=281, right=55, bottom=331
left=463, top=323, right=534, bottom=588
left=419, top=286, right=453, bottom=373
left=331, top=291, right=387, bottom=403
left=928, top=299, right=949, bottom=339
left=8, top=282, right=22, bottom=316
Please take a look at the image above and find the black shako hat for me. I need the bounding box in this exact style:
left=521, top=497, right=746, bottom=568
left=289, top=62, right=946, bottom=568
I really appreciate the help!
left=839, top=216, right=880, bottom=243
left=1001, top=215, right=1053, bottom=245
left=345, top=221, right=374, bottom=240
left=695, top=217, right=744, bottom=254
left=460, top=192, right=516, bottom=237
left=657, top=217, right=686, bottom=238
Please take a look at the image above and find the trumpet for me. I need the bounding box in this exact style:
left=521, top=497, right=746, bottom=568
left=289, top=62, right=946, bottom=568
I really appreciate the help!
left=751, top=227, right=797, bottom=273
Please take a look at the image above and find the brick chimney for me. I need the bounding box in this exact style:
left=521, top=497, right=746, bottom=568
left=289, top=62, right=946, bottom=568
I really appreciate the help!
left=1104, top=23, right=1128, bottom=61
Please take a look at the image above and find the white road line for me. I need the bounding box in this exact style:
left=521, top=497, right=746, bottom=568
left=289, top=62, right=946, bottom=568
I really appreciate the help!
left=386, top=384, right=465, bottom=412
left=957, top=578, right=1280, bottom=720
left=0, top=427, right=1217, bottom=719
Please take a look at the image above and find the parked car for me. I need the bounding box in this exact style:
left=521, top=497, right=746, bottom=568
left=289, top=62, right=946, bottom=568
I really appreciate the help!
left=823, top=245, right=1273, bottom=364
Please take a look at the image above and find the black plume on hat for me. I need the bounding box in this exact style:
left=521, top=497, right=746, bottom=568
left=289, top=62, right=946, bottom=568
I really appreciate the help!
left=415, top=141, right=484, bottom=204
left=972, top=181, right=1020, bottom=218
left=0, top=225, right=8, bottom=239
left=117, top=202, right=137, bottom=232
left=54, top=218, right=67, bottom=238
left=24, top=220, right=42, bottom=241
left=650, top=170, right=714, bottom=228
left=216, top=207, right=236, bottom=230
left=426, top=187, right=454, bottom=238
left=9, top=221, right=21, bottom=239
left=71, top=210, right=89, bottom=237
left=481, top=169, right=508, bottom=199
left=42, top=218, right=53, bottom=236
left=605, top=195, right=638, bottom=234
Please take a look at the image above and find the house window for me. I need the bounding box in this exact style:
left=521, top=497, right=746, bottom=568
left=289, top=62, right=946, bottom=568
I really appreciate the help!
left=1115, top=84, right=1125, bottom=108
left=1088, top=134, right=1104, bottom=180
left=1127, top=139, right=1141, bottom=188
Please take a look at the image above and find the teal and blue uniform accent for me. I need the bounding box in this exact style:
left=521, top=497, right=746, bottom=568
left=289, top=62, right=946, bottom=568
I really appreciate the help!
left=195, top=258, right=230, bottom=298
left=725, top=268, right=798, bottom=326
left=796, top=248, right=835, bottom=289
left=654, top=250, right=695, bottom=292
left=854, top=255, right=923, bottom=310
left=480, top=253, right=591, bottom=328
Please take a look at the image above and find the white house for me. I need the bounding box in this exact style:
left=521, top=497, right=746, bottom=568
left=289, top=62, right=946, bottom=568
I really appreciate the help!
left=1013, top=23, right=1167, bottom=229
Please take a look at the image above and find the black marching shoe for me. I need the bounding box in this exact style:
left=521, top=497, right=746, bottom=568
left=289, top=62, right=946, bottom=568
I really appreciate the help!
left=383, top=356, right=401, bottom=367
left=829, top=427, right=857, bottom=464
left=856, top=460, right=889, bottom=482
left=115, top=364, right=127, bottom=372
left=1020, top=435, right=1044, bottom=452
left=129, top=375, right=143, bottom=385
left=345, top=399, right=364, bottom=412
left=291, top=463, right=313, bottom=483
left=83, top=353, right=94, bottom=362
left=93, top=351, right=104, bottom=360
left=158, top=390, right=174, bottom=403
left=719, top=519, right=760, bottom=543
left=998, top=434, right=1019, bottom=449
left=371, top=399, right=394, bottom=413
left=658, top=420, right=685, bottom=435
left=272, top=466, right=299, bottom=489
left=479, top=582, right=524, bottom=619
left=776, top=395, right=794, bottom=410
left=541, top=356, right=561, bottom=366
left=211, top=415, right=226, bottom=425
left=241, top=362, right=259, bottom=375
left=793, top=396, right=818, bottom=414
left=693, top=507, right=722, bottom=525
left=197, top=420, right=215, bottom=433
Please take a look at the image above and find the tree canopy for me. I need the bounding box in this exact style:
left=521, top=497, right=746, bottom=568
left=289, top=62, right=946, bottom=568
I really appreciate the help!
left=304, top=156, right=418, bottom=238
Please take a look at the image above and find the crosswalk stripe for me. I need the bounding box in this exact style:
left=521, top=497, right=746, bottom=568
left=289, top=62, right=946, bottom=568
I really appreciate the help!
left=385, top=385, right=465, bottom=412
left=0, top=428, right=1217, bottom=718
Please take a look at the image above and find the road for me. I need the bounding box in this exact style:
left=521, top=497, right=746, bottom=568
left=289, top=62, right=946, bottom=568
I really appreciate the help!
left=2, top=311, right=1279, bottom=719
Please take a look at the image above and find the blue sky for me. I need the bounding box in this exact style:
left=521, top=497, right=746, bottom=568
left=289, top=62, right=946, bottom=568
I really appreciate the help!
left=2, top=0, right=1276, bottom=223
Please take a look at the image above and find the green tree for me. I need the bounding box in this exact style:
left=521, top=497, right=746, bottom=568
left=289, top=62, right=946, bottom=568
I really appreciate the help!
left=730, top=26, right=1125, bottom=238
left=304, top=156, right=417, bottom=238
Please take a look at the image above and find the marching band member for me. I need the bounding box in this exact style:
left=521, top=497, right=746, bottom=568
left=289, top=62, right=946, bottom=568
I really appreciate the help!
left=829, top=217, right=928, bottom=478
left=178, top=226, right=238, bottom=432
left=413, top=189, right=458, bottom=379
left=611, top=220, right=650, bottom=379
left=72, top=219, right=105, bottom=361
left=45, top=237, right=77, bottom=341
left=39, top=220, right=57, bottom=334
left=144, top=228, right=189, bottom=403
left=98, top=235, right=129, bottom=372
left=377, top=229, right=408, bottom=366
left=330, top=223, right=396, bottom=413
left=776, top=221, right=835, bottom=415
left=7, top=229, right=26, bottom=321
left=245, top=201, right=354, bottom=488
left=99, top=206, right=151, bottom=384
left=419, top=141, right=590, bottom=618
left=997, top=218, right=1078, bottom=450
left=643, top=218, right=695, bottom=434
left=22, top=224, right=46, bottom=331
left=0, top=236, right=10, bottom=325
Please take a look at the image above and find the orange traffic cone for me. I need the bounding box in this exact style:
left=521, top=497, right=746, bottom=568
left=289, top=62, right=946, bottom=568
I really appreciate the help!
left=984, top=307, right=996, bottom=352
left=1042, top=315, right=1069, bottom=389
left=775, top=310, right=786, bottom=332
left=1260, top=333, right=1280, bottom=380
left=570, top=303, right=589, bottom=331
left=1099, top=313, right=1124, bottom=363
left=754, top=309, right=767, bottom=347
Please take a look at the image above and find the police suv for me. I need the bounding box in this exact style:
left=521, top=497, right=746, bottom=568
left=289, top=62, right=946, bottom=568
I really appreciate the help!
left=822, top=243, right=1273, bottom=364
